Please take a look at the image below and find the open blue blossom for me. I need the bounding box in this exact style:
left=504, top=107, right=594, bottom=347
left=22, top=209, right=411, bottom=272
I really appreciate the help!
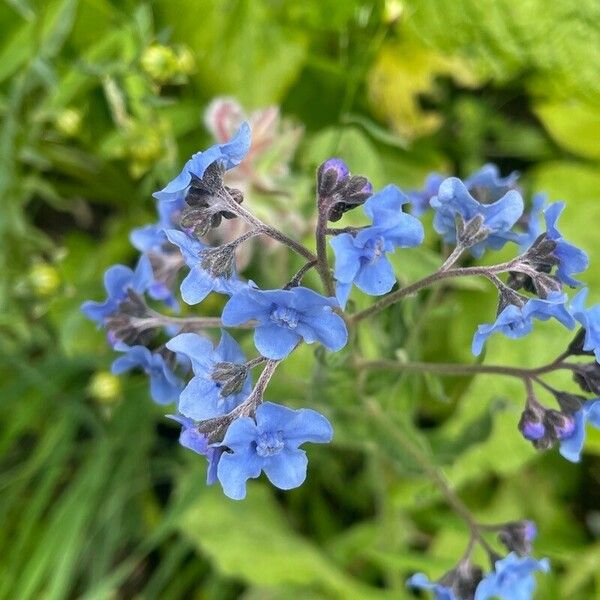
left=111, top=343, right=183, bottom=405
left=222, top=286, right=348, bottom=359
left=216, top=402, right=333, bottom=499
left=81, top=255, right=155, bottom=324
left=407, top=173, right=445, bottom=216
left=164, top=229, right=245, bottom=305
left=406, top=573, right=456, bottom=600
left=166, top=331, right=251, bottom=420
left=167, top=414, right=223, bottom=484
left=330, top=185, right=424, bottom=307
left=472, top=292, right=575, bottom=356
left=154, top=122, right=251, bottom=206
left=570, top=288, right=600, bottom=361
left=130, top=122, right=251, bottom=251
left=543, top=202, right=588, bottom=286
left=474, top=553, right=550, bottom=600
left=558, top=399, right=600, bottom=462
left=431, top=177, right=523, bottom=258
left=408, top=164, right=518, bottom=217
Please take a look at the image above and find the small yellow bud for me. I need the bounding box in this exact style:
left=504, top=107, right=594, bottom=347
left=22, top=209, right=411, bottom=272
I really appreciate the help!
left=89, top=371, right=122, bottom=404
left=55, top=108, right=82, bottom=137
left=141, top=44, right=178, bottom=83
left=176, top=46, right=196, bottom=75
left=383, top=0, right=403, bottom=24
left=29, top=263, right=60, bottom=297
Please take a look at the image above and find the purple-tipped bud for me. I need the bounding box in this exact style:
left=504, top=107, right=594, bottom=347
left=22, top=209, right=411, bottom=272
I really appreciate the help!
left=317, top=158, right=350, bottom=197
left=546, top=410, right=576, bottom=440
left=316, top=159, right=373, bottom=221
left=498, top=520, right=537, bottom=556
left=519, top=409, right=546, bottom=441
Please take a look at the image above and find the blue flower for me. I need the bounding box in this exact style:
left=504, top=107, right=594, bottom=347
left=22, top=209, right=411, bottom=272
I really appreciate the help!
left=570, top=288, right=600, bottom=361
left=221, top=286, right=348, bottom=359
left=330, top=185, right=424, bottom=307
left=216, top=401, right=333, bottom=499
left=167, top=414, right=223, bottom=484
left=431, top=177, right=524, bottom=257
left=474, top=553, right=550, bottom=600
left=154, top=122, right=251, bottom=207
left=472, top=292, right=575, bottom=356
left=409, top=164, right=518, bottom=217
left=166, top=331, right=252, bottom=420
left=408, top=173, right=445, bottom=216
left=81, top=255, right=155, bottom=324
left=131, top=198, right=184, bottom=253
left=131, top=123, right=251, bottom=252
left=111, top=343, right=183, bottom=405
left=543, top=202, right=588, bottom=286
left=518, top=193, right=547, bottom=251
left=558, top=399, right=600, bottom=462
left=164, top=229, right=245, bottom=305
left=406, top=573, right=456, bottom=600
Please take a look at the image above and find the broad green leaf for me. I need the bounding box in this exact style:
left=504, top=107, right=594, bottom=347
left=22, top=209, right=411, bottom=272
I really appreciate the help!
left=178, top=482, right=395, bottom=599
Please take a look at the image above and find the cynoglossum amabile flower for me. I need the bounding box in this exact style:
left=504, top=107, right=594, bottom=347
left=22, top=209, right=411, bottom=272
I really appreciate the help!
left=164, top=229, right=245, bottom=305
left=408, top=164, right=519, bottom=217
left=216, top=401, right=333, bottom=499
left=111, top=343, right=183, bottom=405
left=472, top=292, right=576, bottom=356
left=166, top=331, right=251, bottom=420
left=81, top=255, right=156, bottom=324
left=519, top=200, right=588, bottom=287
left=570, top=288, right=600, bottom=362
left=558, top=399, right=600, bottom=462
left=431, top=176, right=524, bottom=257
left=221, top=285, right=348, bottom=359
left=167, top=414, right=223, bottom=484
left=153, top=122, right=251, bottom=206
left=474, top=553, right=550, bottom=600
left=330, top=184, right=424, bottom=307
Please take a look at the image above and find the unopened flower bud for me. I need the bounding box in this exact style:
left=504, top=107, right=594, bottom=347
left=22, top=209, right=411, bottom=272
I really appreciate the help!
left=318, top=158, right=350, bottom=197
left=55, top=108, right=82, bottom=137
left=89, top=371, right=122, bottom=404
left=29, top=263, right=60, bottom=297
left=545, top=409, right=576, bottom=440
left=519, top=407, right=546, bottom=441
left=498, top=520, right=537, bottom=556
left=141, top=44, right=178, bottom=83
left=573, top=362, right=600, bottom=395
left=317, top=159, right=373, bottom=222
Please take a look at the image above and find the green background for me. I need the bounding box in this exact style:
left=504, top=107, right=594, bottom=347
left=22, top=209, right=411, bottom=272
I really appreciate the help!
left=1, top=0, right=599, bottom=598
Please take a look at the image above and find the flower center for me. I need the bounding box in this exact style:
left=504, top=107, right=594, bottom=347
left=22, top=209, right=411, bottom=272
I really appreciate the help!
left=362, top=236, right=385, bottom=264
left=270, top=306, right=300, bottom=329
left=255, top=431, right=284, bottom=457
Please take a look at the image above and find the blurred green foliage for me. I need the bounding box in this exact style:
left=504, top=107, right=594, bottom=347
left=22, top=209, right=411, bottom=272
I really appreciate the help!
left=1, top=0, right=599, bottom=598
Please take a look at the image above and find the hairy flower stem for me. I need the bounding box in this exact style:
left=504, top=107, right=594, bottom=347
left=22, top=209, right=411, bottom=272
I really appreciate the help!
left=366, top=399, right=497, bottom=559
left=439, top=244, right=466, bottom=271
left=285, top=259, right=318, bottom=289
left=315, top=207, right=335, bottom=296
left=132, top=313, right=255, bottom=331
left=355, top=358, right=576, bottom=380
left=236, top=359, right=281, bottom=416
left=350, top=260, right=520, bottom=324
left=218, top=189, right=316, bottom=262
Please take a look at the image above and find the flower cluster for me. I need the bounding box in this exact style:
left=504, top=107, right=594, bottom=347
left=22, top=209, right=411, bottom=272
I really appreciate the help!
left=83, top=105, right=600, bottom=597
left=408, top=521, right=549, bottom=600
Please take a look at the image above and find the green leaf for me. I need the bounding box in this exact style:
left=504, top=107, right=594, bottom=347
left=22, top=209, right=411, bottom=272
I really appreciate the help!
left=178, top=482, right=395, bottom=599
left=157, top=0, right=308, bottom=106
